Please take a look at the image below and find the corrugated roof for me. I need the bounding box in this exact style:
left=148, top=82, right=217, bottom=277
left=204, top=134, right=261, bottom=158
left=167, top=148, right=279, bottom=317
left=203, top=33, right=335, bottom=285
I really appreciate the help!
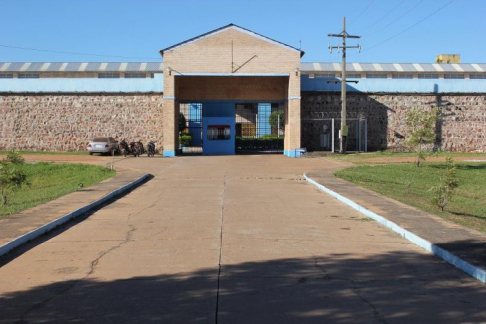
left=1, top=62, right=485, bottom=73
left=300, top=63, right=486, bottom=73
left=0, top=62, right=164, bottom=72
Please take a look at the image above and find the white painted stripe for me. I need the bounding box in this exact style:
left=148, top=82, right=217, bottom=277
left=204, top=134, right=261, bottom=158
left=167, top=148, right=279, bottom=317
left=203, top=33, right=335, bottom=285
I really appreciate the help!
left=433, top=64, right=444, bottom=72
left=304, top=174, right=486, bottom=284
left=99, top=63, right=108, bottom=71
left=0, top=174, right=149, bottom=258
left=20, top=63, right=31, bottom=72
left=119, top=62, right=128, bottom=72
left=59, top=63, right=68, bottom=71
left=353, top=63, right=362, bottom=71
left=413, top=63, right=424, bottom=72
left=372, top=63, right=383, bottom=71
left=452, top=64, right=464, bottom=72
left=0, top=63, right=11, bottom=71
left=312, top=62, right=320, bottom=71
left=140, top=62, right=147, bottom=71
left=40, top=63, right=50, bottom=71
left=79, top=62, right=88, bottom=72
left=332, top=63, right=341, bottom=71
left=472, top=64, right=484, bottom=72
left=393, top=63, right=404, bottom=72
left=288, top=96, right=301, bottom=100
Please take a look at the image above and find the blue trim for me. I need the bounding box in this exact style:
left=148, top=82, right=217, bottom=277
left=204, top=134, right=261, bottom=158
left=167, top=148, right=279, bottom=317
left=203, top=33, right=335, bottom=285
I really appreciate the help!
left=0, top=74, right=164, bottom=93
left=304, top=173, right=486, bottom=283
left=301, top=75, right=486, bottom=93
left=163, top=150, right=176, bottom=157
left=284, top=150, right=297, bottom=157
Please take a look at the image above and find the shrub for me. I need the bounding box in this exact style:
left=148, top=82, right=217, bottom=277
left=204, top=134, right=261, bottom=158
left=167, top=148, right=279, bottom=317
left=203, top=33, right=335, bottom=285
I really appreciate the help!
left=405, top=107, right=440, bottom=167
left=179, top=133, right=192, bottom=147
left=0, top=151, right=29, bottom=206
left=431, top=157, right=459, bottom=211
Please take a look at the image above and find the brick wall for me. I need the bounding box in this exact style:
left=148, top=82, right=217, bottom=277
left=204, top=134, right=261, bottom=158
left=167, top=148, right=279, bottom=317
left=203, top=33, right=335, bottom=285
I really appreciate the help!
left=301, top=92, right=486, bottom=152
left=0, top=94, right=164, bottom=152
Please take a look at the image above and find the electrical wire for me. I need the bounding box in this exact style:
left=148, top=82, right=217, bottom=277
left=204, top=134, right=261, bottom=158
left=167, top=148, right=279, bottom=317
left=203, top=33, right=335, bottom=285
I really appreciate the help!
left=361, top=0, right=407, bottom=32
left=0, top=44, right=161, bottom=60
left=353, top=0, right=454, bottom=56
left=365, top=0, right=425, bottom=36
left=349, top=0, right=375, bottom=26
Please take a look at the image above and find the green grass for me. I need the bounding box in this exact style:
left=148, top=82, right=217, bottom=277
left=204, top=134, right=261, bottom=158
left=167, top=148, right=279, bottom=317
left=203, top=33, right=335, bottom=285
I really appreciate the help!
left=334, top=162, right=486, bottom=233
left=0, top=150, right=87, bottom=156
left=327, top=151, right=486, bottom=164
left=0, top=162, right=116, bottom=217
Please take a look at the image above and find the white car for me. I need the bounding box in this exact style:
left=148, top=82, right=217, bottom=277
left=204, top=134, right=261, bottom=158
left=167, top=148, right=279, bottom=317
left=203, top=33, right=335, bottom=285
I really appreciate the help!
left=87, top=137, right=117, bottom=155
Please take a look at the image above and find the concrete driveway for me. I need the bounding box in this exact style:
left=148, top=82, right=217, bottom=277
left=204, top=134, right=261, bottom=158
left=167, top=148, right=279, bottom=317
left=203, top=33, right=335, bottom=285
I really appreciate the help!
left=1, top=155, right=485, bottom=323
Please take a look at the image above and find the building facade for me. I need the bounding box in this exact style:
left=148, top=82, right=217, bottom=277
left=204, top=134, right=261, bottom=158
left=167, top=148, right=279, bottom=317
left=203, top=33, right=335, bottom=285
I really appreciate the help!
left=1, top=24, right=485, bottom=154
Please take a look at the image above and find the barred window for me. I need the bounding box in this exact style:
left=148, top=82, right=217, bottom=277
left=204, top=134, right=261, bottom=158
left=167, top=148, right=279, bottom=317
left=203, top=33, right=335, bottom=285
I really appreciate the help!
left=125, top=73, right=147, bottom=78
left=342, top=73, right=362, bottom=78
left=0, top=73, right=13, bottom=78
left=366, top=73, right=387, bottom=79
left=444, top=74, right=464, bottom=79
left=418, top=73, right=439, bottom=79
left=18, top=73, right=39, bottom=78
left=98, top=73, right=120, bottom=78
left=315, top=73, right=337, bottom=78
left=392, top=73, right=413, bottom=79
left=469, top=74, right=486, bottom=79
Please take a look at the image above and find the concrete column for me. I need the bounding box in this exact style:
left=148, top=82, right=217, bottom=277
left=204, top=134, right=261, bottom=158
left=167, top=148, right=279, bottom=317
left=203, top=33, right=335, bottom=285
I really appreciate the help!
left=284, top=72, right=301, bottom=157
left=162, top=72, right=178, bottom=157
left=162, top=98, right=177, bottom=157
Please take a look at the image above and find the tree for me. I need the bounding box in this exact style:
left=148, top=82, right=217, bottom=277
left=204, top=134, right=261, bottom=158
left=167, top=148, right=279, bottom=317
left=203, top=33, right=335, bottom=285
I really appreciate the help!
left=269, top=111, right=284, bottom=135
left=431, top=157, right=459, bottom=211
left=405, top=107, right=440, bottom=167
left=0, top=151, right=29, bottom=206
left=178, top=113, right=187, bottom=133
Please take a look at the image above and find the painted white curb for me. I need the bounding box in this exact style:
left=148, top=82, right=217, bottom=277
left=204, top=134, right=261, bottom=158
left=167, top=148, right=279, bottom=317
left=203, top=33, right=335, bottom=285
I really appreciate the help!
left=304, top=173, right=486, bottom=284
left=0, top=174, right=149, bottom=257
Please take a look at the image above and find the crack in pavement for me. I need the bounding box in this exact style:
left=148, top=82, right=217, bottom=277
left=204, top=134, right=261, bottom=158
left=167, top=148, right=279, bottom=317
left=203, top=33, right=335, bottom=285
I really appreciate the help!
left=215, top=157, right=228, bottom=324
left=18, top=224, right=136, bottom=323
left=292, top=242, right=389, bottom=324
left=17, top=186, right=170, bottom=322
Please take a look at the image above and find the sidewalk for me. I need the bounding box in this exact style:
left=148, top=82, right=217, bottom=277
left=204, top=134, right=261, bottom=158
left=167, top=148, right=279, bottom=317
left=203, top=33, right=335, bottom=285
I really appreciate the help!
left=0, top=167, right=147, bottom=249
left=306, top=163, right=486, bottom=276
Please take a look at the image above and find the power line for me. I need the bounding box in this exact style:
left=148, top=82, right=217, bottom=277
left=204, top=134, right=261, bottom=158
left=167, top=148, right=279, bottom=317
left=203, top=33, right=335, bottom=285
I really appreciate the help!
left=0, top=44, right=161, bottom=60
left=365, top=0, right=425, bottom=36
left=355, top=0, right=454, bottom=56
left=361, top=0, right=407, bottom=32
left=348, top=0, right=375, bottom=26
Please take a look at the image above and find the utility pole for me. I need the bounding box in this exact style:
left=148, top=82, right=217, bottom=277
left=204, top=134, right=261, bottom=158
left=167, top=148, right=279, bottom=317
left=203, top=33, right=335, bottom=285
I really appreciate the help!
left=328, top=17, right=361, bottom=154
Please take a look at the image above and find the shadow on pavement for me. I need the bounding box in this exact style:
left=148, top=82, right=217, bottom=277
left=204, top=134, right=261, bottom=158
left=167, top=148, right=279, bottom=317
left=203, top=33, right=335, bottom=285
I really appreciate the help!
left=1, top=251, right=486, bottom=323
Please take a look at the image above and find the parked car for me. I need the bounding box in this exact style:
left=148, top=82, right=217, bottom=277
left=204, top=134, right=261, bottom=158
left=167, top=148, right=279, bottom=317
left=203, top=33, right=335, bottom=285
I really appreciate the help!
left=87, top=137, right=118, bottom=155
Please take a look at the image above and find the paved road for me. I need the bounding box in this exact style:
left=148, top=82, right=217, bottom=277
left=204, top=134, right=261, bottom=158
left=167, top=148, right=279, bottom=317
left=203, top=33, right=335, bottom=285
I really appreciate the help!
left=1, top=156, right=485, bottom=323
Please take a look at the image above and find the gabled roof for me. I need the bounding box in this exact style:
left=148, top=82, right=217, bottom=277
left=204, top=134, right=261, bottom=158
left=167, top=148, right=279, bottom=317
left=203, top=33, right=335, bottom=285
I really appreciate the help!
left=159, top=23, right=305, bottom=57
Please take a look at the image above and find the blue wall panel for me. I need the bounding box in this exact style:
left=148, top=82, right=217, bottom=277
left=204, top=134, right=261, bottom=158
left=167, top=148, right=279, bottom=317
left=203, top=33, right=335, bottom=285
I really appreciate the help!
left=0, top=74, right=163, bottom=93
left=301, top=75, right=486, bottom=93
left=202, top=102, right=236, bottom=155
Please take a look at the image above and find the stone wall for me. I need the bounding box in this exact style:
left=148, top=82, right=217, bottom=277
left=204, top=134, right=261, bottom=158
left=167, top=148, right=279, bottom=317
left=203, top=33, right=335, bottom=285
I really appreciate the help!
left=301, top=92, right=486, bottom=152
left=0, top=94, right=164, bottom=152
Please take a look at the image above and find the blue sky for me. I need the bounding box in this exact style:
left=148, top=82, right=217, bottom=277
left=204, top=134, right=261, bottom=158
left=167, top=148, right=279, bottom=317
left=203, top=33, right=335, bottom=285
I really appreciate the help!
left=1, top=0, right=484, bottom=63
